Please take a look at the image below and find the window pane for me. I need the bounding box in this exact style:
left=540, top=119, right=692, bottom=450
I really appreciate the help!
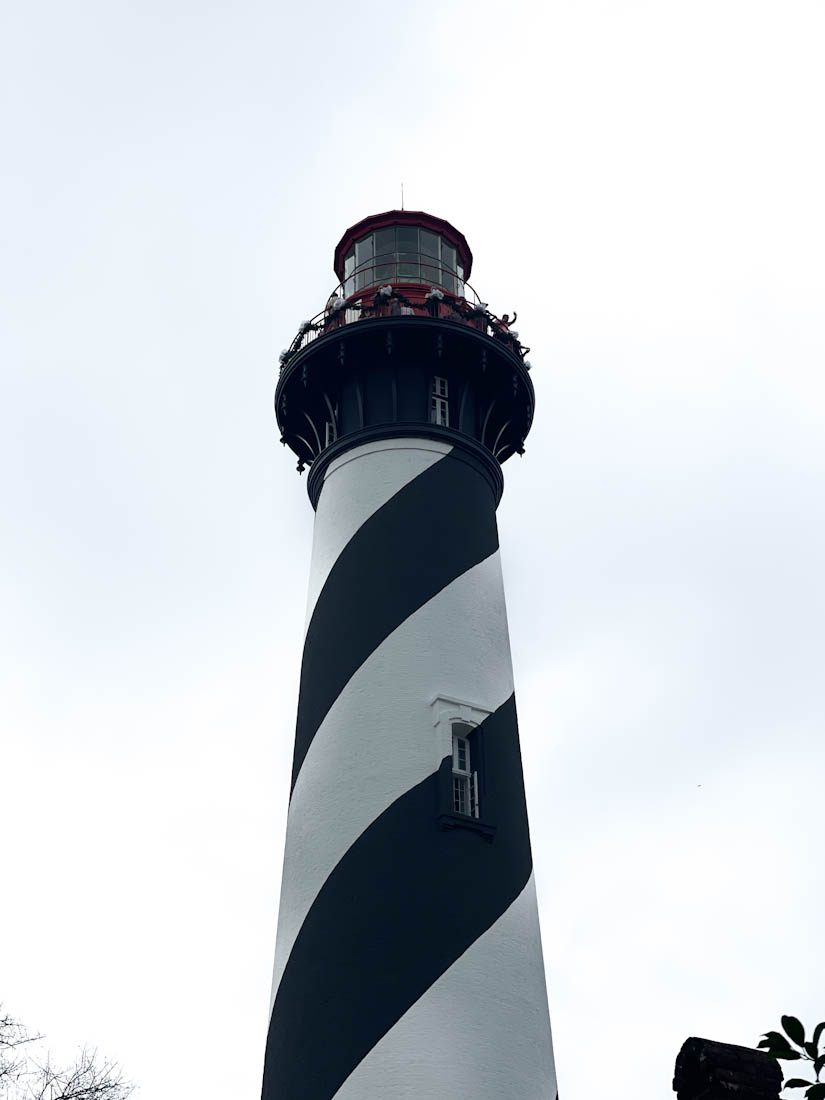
left=374, top=228, right=395, bottom=282
left=396, top=226, right=418, bottom=253
left=355, top=235, right=373, bottom=268
left=420, top=231, right=439, bottom=285
left=394, top=227, right=418, bottom=280
left=355, top=234, right=373, bottom=290
left=431, top=396, right=448, bottom=426
left=453, top=777, right=466, bottom=815
left=441, top=242, right=456, bottom=293
left=344, top=251, right=355, bottom=297
left=398, top=254, right=419, bottom=279
left=420, top=230, right=438, bottom=256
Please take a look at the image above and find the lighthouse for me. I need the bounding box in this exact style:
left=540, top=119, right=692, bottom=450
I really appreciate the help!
left=263, top=210, right=558, bottom=1099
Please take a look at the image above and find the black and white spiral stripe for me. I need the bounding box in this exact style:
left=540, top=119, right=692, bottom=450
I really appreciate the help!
left=263, top=438, right=557, bottom=1099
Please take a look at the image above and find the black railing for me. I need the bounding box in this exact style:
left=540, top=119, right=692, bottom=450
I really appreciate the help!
left=279, top=268, right=529, bottom=373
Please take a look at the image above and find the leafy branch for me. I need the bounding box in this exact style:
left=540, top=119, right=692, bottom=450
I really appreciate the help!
left=758, top=1016, right=825, bottom=1100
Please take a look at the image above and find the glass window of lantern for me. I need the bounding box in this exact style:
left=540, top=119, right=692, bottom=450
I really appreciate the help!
left=341, top=227, right=465, bottom=296
left=397, top=226, right=419, bottom=280
left=343, top=251, right=355, bottom=297
left=456, top=262, right=465, bottom=298
left=441, top=242, right=457, bottom=293
left=355, top=235, right=373, bottom=291
left=420, top=229, right=440, bottom=286
left=374, top=227, right=395, bottom=282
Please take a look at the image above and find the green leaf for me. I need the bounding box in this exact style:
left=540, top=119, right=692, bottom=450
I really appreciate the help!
left=807, top=1044, right=820, bottom=1059
left=805, top=1084, right=825, bottom=1100
left=784, top=1017, right=807, bottom=1047
left=814, top=1055, right=825, bottom=1077
left=814, top=1024, right=825, bottom=1051
left=785, top=1081, right=814, bottom=1090
left=779, top=1052, right=803, bottom=1061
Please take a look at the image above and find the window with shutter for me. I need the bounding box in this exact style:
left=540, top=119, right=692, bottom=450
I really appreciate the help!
left=451, top=723, right=478, bottom=819
left=431, top=696, right=495, bottom=841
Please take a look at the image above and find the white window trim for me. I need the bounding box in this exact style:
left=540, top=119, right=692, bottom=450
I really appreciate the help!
left=431, top=376, right=449, bottom=427
left=431, top=396, right=449, bottom=427
left=430, top=694, right=491, bottom=729
left=452, top=732, right=471, bottom=775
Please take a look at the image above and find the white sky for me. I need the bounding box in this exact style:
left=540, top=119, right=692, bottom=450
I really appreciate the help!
left=2, top=1, right=823, bottom=1097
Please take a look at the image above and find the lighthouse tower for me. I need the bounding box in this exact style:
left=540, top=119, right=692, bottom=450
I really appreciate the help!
left=263, top=211, right=558, bottom=1100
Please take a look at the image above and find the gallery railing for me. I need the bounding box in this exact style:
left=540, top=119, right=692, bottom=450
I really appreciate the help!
left=279, top=258, right=529, bottom=373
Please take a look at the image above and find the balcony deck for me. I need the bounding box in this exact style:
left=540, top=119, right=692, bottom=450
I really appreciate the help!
left=279, top=272, right=529, bottom=374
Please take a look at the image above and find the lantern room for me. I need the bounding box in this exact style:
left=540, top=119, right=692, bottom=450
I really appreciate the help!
left=334, top=210, right=473, bottom=299
left=276, top=209, right=535, bottom=497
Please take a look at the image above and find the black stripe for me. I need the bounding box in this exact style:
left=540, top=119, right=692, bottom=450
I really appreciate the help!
left=263, top=694, right=531, bottom=1100
left=291, top=450, right=499, bottom=792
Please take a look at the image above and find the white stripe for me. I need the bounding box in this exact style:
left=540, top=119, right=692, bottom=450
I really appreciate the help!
left=269, top=550, right=514, bottom=1013
left=333, top=874, right=557, bottom=1100
left=304, top=436, right=452, bottom=630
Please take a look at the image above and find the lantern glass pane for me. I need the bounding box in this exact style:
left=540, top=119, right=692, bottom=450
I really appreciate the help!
left=355, top=234, right=373, bottom=290
left=374, top=227, right=395, bottom=282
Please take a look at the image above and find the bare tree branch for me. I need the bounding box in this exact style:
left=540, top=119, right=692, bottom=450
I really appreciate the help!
left=1, top=1007, right=44, bottom=1088
left=0, top=1008, right=132, bottom=1100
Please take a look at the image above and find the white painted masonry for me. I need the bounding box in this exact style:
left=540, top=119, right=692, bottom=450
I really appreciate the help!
left=333, top=874, right=557, bottom=1100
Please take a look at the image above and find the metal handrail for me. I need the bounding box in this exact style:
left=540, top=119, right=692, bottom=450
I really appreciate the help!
left=341, top=252, right=479, bottom=304
left=279, top=274, right=529, bottom=372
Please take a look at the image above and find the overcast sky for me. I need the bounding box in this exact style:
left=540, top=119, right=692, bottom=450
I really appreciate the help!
left=2, top=1, right=823, bottom=1097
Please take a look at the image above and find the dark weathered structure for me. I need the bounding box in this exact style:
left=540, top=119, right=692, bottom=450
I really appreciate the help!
left=674, top=1037, right=783, bottom=1100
